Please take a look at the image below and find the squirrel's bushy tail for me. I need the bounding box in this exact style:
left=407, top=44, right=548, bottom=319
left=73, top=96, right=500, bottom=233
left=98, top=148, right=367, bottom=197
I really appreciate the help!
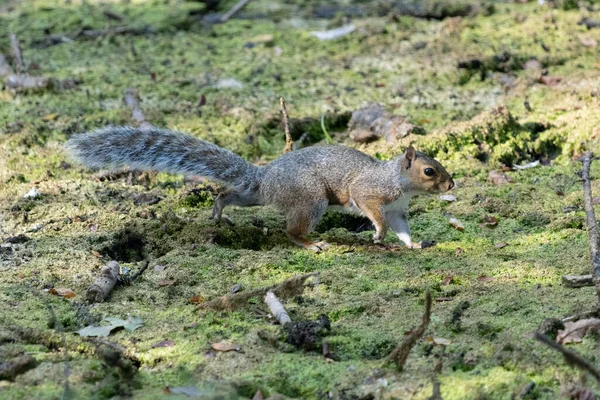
left=66, top=126, right=261, bottom=190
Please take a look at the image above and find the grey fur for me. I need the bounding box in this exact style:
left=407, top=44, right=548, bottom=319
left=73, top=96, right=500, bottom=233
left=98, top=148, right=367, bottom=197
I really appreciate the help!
left=66, top=126, right=453, bottom=249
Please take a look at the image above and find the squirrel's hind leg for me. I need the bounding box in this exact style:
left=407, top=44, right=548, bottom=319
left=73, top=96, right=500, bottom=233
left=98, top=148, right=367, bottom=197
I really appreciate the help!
left=211, top=190, right=260, bottom=221
left=285, top=200, right=329, bottom=252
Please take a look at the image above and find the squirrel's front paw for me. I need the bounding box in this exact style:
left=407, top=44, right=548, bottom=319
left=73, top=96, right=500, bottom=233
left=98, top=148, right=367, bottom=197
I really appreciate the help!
left=372, top=233, right=384, bottom=244
left=409, top=241, right=422, bottom=249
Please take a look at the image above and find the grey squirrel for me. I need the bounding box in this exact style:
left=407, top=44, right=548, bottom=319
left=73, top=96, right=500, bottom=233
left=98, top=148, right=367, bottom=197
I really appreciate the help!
left=66, top=126, right=454, bottom=251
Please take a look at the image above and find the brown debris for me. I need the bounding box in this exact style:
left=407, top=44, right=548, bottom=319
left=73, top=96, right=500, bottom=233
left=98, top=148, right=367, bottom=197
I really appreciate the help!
left=199, top=273, right=318, bottom=311
left=349, top=103, right=424, bottom=144
left=86, top=261, right=120, bottom=303
left=488, top=170, right=510, bottom=185
left=280, top=97, right=293, bottom=153
left=387, top=290, right=432, bottom=371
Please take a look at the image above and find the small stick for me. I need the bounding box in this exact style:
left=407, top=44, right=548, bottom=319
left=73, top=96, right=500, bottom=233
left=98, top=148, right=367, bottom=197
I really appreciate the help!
left=582, top=152, right=600, bottom=286
left=533, top=331, right=600, bottom=383
left=200, top=272, right=318, bottom=311
left=387, top=290, right=432, bottom=371
left=220, top=0, right=252, bottom=23
left=86, top=261, right=120, bottom=303
left=9, top=33, right=25, bottom=74
left=129, top=260, right=149, bottom=282
left=123, top=88, right=152, bottom=129
left=264, top=290, right=291, bottom=325
left=280, top=97, right=293, bottom=153
left=562, top=274, right=594, bottom=288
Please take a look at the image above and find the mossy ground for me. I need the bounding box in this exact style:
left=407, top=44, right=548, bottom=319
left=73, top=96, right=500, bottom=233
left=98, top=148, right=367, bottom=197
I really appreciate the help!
left=2, top=0, right=600, bottom=399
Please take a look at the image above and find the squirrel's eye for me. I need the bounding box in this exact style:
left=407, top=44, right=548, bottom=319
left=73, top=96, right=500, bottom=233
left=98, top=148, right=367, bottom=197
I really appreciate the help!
left=424, top=168, right=435, bottom=177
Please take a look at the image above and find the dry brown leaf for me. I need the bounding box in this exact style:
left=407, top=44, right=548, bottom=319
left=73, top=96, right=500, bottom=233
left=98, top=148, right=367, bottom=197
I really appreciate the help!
left=488, top=170, right=510, bottom=185
left=449, top=217, right=464, bottom=231
left=581, top=37, right=598, bottom=48
left=442, top=275, right=454, bottom=286
left=481, top=215, right=498, bottom=228
left=495, top=242, right=508, bottom=249
left=211, top=342, right=241, bottom=352
left=91, top=250, right=102, bottom=258
left=556, top=318, right=600, bottom=344
left=41, top=113, right=58, bottom=121
left=48, top=288, right=76, bottom=298
left=158, top=279, right=175, bottom=287
left=477, top=275, right=494, bottom=283
left=151, top=339, right=175, bottom=348
left=189, top=295, right=205, bottom=304
left=539, top=75, right=562, bottom=86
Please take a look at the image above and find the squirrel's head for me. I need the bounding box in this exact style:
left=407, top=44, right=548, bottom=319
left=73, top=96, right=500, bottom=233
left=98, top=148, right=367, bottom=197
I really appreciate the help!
left=399, top=146, right=454, bottom=193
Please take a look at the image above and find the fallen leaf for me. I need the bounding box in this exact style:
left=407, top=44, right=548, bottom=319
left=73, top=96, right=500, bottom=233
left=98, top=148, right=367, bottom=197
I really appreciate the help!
left=189, top=295, right=205, bottom=304
left=211, top=341, right=241, bottom=352
left=488, top=170, right=510, bottom=185
left=442, top=275, right=454, bottom=286
left=78, top=316, right=144, bottom=337
left=495, top=242, right=508, bottom=249
left=231, top=283, right=242, bottom=294
left=455, top=247, right=464, bottom=256
left=557, top=318, right=600, bottom=344
left=481, top=215, right=498, bottom=228
left=158, top=279, right=175, bottom=287
left=41, top=113, right=58, bottom=121
left=581, top=37, right=598, bottom=48
left=439, top=195, right=457, bottom=202
left=91, top=250, right=102, bottom=258
left=152, top=339, right=175, bottom=348
left=48, top=288, right=76, bottom=298
left=477, top=275, right=494, bottom=283
left=539, top=75, right=561, bottom=86
left=449, top=217, right=464, bottom=231
left=432, top=337, right=451, bottom=346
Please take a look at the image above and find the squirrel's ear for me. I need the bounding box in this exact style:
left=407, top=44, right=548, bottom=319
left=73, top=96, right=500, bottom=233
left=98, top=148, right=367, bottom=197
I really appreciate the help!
left=402, top=146, right=416, bottom=169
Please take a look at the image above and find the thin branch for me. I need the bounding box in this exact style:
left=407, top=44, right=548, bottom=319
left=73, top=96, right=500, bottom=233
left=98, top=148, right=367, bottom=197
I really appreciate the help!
left=86, top=261, right=120, bottom=303
left=220, top=0, right=252, bottom=23
left=280, top=97, right=293, bottom=153
left=264, top=291, right=291, bottom=325
left=582, top=151, right=600, bottom=281
left=562, top=274, right=593, bottom=288
left=9, top=33, right=25, bottom=74
left=129, top=260, right=149, bottom=282
left=387, top=290, right=432, bottom=371
left=533, top=331, right=600, bottom=383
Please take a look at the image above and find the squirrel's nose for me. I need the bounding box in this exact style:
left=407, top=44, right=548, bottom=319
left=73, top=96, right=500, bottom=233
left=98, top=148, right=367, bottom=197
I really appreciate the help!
left=447, top=180, right=455, bottom=190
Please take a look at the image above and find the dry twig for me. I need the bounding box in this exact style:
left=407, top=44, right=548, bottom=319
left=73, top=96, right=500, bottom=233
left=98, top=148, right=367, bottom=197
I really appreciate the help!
left=86, top=261, right=120, bottom=303
left=264, top=291, right=291, bottom=325
left=9, top=33, right=25, bottom=74
left=123, top=88, right=152, bottom=129
left=220, top=0, right=252, bottom=23
left=534, top=332, right=600, bottom=383
left=387, top=290, right=432, bottom=371
left=200, top=273, right=318, bottom=311
left=280, top=97, right=293, bottom=153
left=562, top=152, right=600, bottom=297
